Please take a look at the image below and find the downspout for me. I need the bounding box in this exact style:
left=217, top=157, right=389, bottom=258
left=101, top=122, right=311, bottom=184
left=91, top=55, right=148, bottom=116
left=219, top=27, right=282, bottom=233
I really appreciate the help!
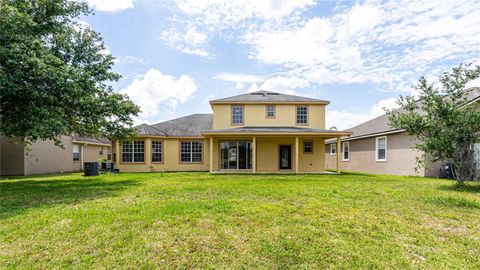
left=80, top=142, right=88, bottom=171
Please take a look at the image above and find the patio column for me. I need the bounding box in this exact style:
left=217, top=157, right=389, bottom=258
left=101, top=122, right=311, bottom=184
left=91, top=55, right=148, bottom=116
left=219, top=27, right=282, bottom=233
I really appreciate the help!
left=209, top=137, right=213, bottom=173
left=145, top=137, right=152, bottom=167
left=115, top=140, right=120, bottom=166
left=252, top=136, right=256, bottom=173
left=336, top=136, right=341, bottom=174
left=295, top=136, right=299, bottom=173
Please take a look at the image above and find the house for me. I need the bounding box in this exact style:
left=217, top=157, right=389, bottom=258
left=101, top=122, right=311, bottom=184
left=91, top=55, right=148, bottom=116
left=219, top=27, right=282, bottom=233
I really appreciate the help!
left=325, top=87, right=480, bottom=177
left=0, top=135, right=112, bottom=176
left=113, top=90, right=351, bottom=173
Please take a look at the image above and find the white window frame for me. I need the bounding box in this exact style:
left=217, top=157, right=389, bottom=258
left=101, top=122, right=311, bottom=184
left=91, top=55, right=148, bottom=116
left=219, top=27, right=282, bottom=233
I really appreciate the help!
left=180, top=141, right=203, bottom=163
left=231, top=105, right=244, bottom=125
left=121, top=141, right=145, bottom=163
left=73, top=144, right=80, bottom=161
left=151, top=141, right=163, bottom=163
left=266, top=105, right=275, bottom=118
left=342, top=142, right=349, bottom=161
left=375, top=136, right=388, bottom=162
left=296, top=105, right=308, bottom=125
left=330, top=143, right=337, bottom=155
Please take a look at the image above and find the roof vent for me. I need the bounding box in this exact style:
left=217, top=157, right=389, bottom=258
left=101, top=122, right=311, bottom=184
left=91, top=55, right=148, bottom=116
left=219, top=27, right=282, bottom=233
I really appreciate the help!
left=251, top=93, right=264, bottom=95
left=266, top=92, right=279, bottom=95
left=330, top=126, right=338, bottom=131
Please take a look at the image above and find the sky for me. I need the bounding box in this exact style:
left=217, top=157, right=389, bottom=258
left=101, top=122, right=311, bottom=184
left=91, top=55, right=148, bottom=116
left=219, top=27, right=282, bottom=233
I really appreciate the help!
left=83, top=0, right=480, bottom=130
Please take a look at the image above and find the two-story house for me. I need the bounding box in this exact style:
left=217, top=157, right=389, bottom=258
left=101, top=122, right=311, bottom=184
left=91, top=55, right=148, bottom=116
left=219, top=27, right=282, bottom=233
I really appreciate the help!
left=113, top=90, right=351, bottom=173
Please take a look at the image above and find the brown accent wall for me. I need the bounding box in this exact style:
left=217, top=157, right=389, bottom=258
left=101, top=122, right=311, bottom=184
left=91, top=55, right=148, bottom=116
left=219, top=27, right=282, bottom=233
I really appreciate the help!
left=325, top=133, right=441, bottom=177
left=0, top=136, right=25, bottom=176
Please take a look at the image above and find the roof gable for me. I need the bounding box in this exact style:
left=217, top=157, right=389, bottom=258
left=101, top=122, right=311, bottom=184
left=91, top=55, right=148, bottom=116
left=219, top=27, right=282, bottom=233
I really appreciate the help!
left=210, top=90, right=329, bottom=104
left=345, top=87, right=480, bottom=140
left=138, top=114, right=213, bottom=136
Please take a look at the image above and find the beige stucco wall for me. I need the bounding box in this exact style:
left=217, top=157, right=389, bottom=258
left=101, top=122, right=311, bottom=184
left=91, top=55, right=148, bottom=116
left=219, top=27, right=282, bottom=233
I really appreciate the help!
left=1, top=135, right=111, bottom=176
left=212, top=104, right=326, bottom=130
left=0, top=136, right=25, bottom=176
left=115, top=138, right=210, bottom=172
left=116, top=136, right=326, bottom=173
left=325, top=133, right=442, bottom=177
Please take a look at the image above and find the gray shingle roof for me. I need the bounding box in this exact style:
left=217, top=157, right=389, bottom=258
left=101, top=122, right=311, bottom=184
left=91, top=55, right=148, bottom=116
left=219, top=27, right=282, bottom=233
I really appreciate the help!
left=138, top=114, right=213, bottom=136
left=210, top=90, right=329, bottom=104
left=73, top=135, right=111, bottom=145
left=203, top=126, right=350, bottom=135
left=342, top=87, right=480, bottom=140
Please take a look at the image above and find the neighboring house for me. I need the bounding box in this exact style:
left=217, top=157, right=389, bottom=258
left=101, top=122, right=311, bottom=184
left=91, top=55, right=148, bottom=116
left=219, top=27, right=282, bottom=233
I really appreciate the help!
left=325, top=87, right=480, bottom=177
left=113, top=90, right=351, bottom=173
left=0, top=135, right=111, bottom=176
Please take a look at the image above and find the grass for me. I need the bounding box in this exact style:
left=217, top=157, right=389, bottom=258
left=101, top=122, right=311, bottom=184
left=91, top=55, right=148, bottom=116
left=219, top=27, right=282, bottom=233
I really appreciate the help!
left=1, top=172, right=480, bottom=269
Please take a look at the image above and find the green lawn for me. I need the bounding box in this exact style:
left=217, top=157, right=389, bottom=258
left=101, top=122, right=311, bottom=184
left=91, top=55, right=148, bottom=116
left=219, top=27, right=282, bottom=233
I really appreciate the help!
left=1, top=172, right=480, bottom=269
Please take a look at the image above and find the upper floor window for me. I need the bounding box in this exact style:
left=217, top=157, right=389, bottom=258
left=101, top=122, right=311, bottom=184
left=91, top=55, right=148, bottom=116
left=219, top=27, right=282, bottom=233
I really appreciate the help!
left=330, top=143, right=336, bottom=155
left=180, top=141, right=203, bottom=163
left=266, top=105, right=275, bottom=118
left=232, top=105, right=243, bottom=125
left=152, top=141, right=163, bottom=163
left=296, top=106, right=308, bottom=125
left=122, top=141, right=144, bottom=163
left=303, top=140, right=313, bottom=153
left=376, top=136, right=387, bottom=162
left=342, top=142, right=349, bottom=161
left=73, top=144, right=80, bottom=161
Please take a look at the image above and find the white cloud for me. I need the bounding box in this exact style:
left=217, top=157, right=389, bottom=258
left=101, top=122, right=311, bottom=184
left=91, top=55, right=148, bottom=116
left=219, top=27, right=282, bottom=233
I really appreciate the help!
left=86, top=0, right=135, bottom=12
left=243, top=0, right=480, bottom=91
left=215, top=73, right=264, bottom=89
left=120, top=69, right=197, bottom=119
left=162, top=0, right=314, bottom=56
left=161, top=27, right=209, bottom=57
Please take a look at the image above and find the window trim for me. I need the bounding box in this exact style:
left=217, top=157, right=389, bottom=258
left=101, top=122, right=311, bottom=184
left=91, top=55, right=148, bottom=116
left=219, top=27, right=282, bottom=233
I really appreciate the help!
left=73, top=144, right=80, bottom=162
left=303, top=140, right=313, bottom=154
left=266, top=105, right=276, bottom=119
left=231, top=105, right=244, bottom=126
left=151, top=140, right=164, bottom=164
left=295, top=105, right=309, bottom=126
left=179, top=140, right=204, bottom=164
left=330, top=143, right=337, bottom=155
left=120, top=140, right=146, bottom=164
left=375, top=136, right=388, bottom=162
left=342, top=142, right=350, bottom=161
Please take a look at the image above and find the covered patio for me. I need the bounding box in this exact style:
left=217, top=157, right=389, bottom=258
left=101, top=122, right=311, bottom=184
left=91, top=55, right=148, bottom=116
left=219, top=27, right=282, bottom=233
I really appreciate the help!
left=202, top=127, right=351, bottom=174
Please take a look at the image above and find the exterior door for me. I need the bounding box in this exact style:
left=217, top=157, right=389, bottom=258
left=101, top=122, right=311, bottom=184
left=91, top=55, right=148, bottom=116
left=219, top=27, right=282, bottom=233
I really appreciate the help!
left=279, top=145, right=292, bottom=170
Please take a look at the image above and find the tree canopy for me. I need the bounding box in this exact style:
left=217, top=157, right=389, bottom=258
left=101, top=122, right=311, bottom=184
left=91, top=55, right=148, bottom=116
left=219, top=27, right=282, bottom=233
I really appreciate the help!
left=0, top=0, right=140, bottom=145
left=387, top=63, right=480, bottom=182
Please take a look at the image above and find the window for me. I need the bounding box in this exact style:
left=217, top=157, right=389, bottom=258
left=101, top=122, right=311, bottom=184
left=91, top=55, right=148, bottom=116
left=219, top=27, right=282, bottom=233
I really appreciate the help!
left=232, top=105, right=243, bottom=125
left=330, top=144, right=336, bottom=155
left=376, top=136, right=387, bottom=162
left=152, top=141, right=163, bottom=163
left=180, top=141, right=203, bottom=163
left=73, top=144, right=80, bottom=161
left=220, top=141, right=252, bottom=170
left=122, top=141, right=145, bottom=163
left=342, top=142, right=349, bottom=161
left=303, top=141, right=313, bottom=153
left=266, top=105, right=275, bottom=118
left=296, top=106, right=308, bottom=124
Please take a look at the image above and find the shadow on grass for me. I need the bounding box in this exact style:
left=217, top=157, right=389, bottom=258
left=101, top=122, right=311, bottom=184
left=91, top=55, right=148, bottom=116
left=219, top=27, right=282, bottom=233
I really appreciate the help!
left=0, top=177, right=139, bottom=220
left=438, top=182, right=480, bottom=194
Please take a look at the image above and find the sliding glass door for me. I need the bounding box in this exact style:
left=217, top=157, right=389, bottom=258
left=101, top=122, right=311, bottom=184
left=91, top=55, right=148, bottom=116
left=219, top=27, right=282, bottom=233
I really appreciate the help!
left=220, top=141, right=252, bottom=170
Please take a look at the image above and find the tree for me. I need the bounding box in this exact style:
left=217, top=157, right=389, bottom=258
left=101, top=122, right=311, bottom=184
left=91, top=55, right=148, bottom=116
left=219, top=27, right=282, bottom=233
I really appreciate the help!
left=387, top=63, right=480, bottom=182
left=0, top=0, right=140, bottom=146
